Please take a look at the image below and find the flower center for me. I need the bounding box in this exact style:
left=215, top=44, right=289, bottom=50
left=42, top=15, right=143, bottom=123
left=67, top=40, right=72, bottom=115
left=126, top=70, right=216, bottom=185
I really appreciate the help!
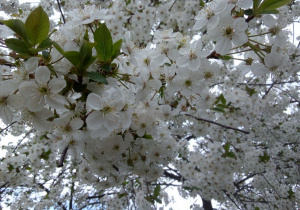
left=189, top=52, right=197, bottom=60
left=204, top=72, right=213, bottom=79
left=38, top=86, right=49, bottom=95
left=225, top=27, right=234, bottom=39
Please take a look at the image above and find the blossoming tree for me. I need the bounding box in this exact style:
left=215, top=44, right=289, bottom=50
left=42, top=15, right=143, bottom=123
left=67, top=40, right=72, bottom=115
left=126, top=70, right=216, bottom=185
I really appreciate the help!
left=0, top=0, right=299, bottom=209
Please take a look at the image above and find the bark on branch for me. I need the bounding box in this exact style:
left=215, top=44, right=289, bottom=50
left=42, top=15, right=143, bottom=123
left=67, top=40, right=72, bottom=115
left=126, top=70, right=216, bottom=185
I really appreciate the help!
left=186, top=114, right=250, bottom=134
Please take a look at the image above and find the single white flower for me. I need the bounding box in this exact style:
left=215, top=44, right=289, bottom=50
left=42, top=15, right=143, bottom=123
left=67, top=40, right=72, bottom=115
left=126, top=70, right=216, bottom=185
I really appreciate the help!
left=208, top=15, right=248, bottom=55
left=19, top=66, right=67, bottom=111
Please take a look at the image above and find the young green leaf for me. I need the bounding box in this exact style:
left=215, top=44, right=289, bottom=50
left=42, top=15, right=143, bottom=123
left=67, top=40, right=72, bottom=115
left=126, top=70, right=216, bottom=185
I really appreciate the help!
left=153, top=185, right=161, bottom=199
left=253, top=0, right=262, bottom=11
left=52, top=41, right=81, bottom=67
left=25, top=6, right=50, bottom=45
left=87, top=72, right=108, bottom=85
left=111, top=39, right=122, bottom=60
left=79, top=41, right=96, bottom=69
left=257, top=9, right=279, bottom=14
left=258, top=0, right=291, bottom=11
left=94, top=23, right=113, bottom=62
left=5, top=38, right=30, bottom=55
left=2, top=19, right=29, bottom=43
left=37, top=38, right=52, bottom=50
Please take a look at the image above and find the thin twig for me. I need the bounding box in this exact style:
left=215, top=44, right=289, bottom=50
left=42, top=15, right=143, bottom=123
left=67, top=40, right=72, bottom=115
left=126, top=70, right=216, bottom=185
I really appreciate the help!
left=168, top=0, right=178, bottom=12
left=58, top=146, right=69, bottom=167
left=237, top=80, right=300, bottom=86
left=186, top=114, right=250, bottom=134
left=12, top=129, right=34, bottom=153
left=0, top=121, right=17, bottom=134
left=262, top=80, right=276, bottom=99
left=56, top=0, right=66, bottom=24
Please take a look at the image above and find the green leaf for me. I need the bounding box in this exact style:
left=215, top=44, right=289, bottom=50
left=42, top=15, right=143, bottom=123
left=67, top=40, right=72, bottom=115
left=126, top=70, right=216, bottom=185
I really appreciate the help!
left=142, top=133, right=153, bottom=139
left=258, top=0, right=291, bottom=11
left=118, top=193, right=128, bottom=198
left=111, top=39, right=122, bottom=60
left=219, top=55, right=232, bottom=61
left=223, top=142, right=231, bottom=153
left=253, top=0, right=262, bottom=10
left=5, top=38, right=30, bottom=54
left=259, top=152, right=270, bottom=163
left=25, top=6, right=50, bottom=45
left=87, top=72, right=108, bottom=85
left=155, top=198, right=162, bottom=204
left=145, top=196, right=155, bottom=204
left=7, top=164, right=14, bottom=172
left=257, top=9, right=279, bottom=14
left=246, top=85, right=257, bottom=96
left=211, top=107, right=225, bottom=113
left=63, top=51, right=81, bottom=67
left=244, top=9, right=254, bottom=15
left=52, top=41, right=81, bottom=67
left=79, top=41, right=96, bottom=69
left=94, top=23, right=113, bottom=62
left=40, top=149, right=51, bottom=161
left=2, top=19, right=29, bottom=43
left=37, top=38, right=52, bottom=50
left=153, top=185, right=161, bottom=198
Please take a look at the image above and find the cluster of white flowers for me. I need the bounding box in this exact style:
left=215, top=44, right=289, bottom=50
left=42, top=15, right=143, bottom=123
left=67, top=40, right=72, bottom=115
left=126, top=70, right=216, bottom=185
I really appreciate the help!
left=0, top=0, right=300, bottom=209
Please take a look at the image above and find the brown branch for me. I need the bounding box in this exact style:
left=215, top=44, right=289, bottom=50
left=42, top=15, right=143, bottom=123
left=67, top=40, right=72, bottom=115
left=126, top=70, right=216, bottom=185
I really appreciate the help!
left=57, top=202, right=67, bottom=210
left=202, top=198, right=213, bottom=210
left=186, top=114, right=250, bottom=134
left=56, top=0, right=66, bottom=24
left=13, top=129, right=34, bottom=153
left=262, top=80, right=276, bottom=99
left=246, top=15, right=255, bottom=23
left=237, top=80, right=300, bottom=86
left=58, top=146, right=69, bottom=167
left=163, top=170, right=183, bottom=182
left=0, top=121, right=17, bottom=134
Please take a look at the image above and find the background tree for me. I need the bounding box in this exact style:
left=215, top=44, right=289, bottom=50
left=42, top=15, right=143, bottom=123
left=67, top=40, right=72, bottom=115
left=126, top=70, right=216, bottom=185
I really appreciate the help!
left=0, top=0, right=299, bottom=209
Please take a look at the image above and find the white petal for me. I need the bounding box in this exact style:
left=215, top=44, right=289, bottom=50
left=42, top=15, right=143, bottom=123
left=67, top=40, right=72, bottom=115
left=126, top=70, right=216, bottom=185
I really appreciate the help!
left=193, top=17, right=207, bottom=30
left=24, top=57, right=39, bottom=73
left=207, top=16, right=219, bottom=30
left=90, top=127, right=110, bottom=139
left=215, top=37, right=232, bottom=55
left=251, top=63, right=269, bottom=76
left=35, top=66, right=50, bottom=85
left=70, top=117, right=84, bottom=130
left=86, top=111, right=104, bottom=130
left=19, top=81, right=38, bottom=97
left=45, top=95, right=66, bottom=110
left=87, top=93, right=103, bottom=110
left=0, top=105, right=13, bottom=124
left=48, top=78, right=66, bottom=93
left=34, top=108, right=54, bottom=119
left=188, top=59, right=200, bottom=71
left=264, top=53, right=281, bottom=68
left=176, top=56, right=189, bottom=67
left=262, top=15, right=276, bottom=28
left=232, top=32, right=248, bottom=46
left=27, top=95, right=45, bottom=111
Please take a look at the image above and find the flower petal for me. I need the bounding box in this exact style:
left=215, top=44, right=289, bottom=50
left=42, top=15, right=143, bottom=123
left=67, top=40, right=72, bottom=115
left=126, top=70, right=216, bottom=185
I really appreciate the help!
left=87, top=93, right=103, bottom=110
left=48, top=78, right=66, bottom=93
left=35, top=66, right=50, bottom=85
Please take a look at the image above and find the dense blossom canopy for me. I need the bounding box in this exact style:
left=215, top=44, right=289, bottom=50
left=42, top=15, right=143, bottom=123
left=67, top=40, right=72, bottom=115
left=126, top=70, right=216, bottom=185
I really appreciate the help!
left=0, top=0, right=299, bottom=209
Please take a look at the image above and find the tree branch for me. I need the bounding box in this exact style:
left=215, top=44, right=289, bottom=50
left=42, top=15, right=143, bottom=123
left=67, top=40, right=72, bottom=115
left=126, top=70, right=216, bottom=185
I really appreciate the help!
left=56, top=0, right=66, bottom=24
left=186, top=114, right=250, bottom=134
left=58, top=146, right=69, bottom=167
left=202, top=198, right=213, bottom=210
left=163, top=170, right=183, bottom=182
left=0, top=121, right=16, bottom=134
